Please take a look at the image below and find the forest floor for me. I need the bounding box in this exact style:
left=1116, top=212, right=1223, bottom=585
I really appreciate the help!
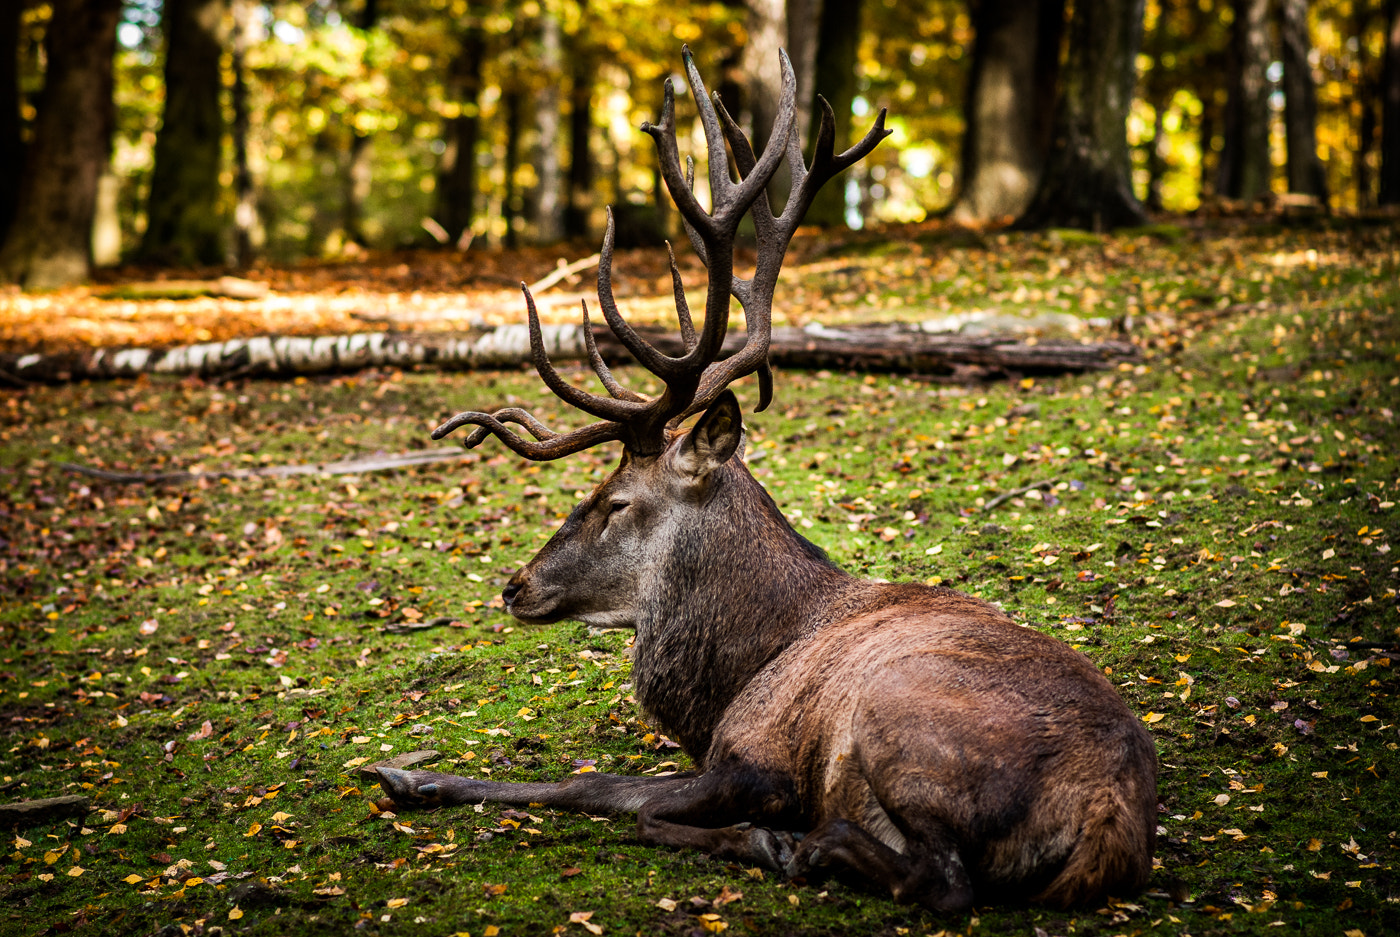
left=1, top=217, right=1398, bottom=937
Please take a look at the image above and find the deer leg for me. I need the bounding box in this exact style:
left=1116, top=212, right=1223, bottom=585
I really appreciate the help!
left=786, top=817, right=974, bottom=913
left=633, top=763, right=798, bottom=872
left=375, top=767, right=699, bottom=815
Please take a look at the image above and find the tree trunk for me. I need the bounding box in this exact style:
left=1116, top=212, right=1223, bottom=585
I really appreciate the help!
left=564, top=13, right=594, bottom=239
left=952, top=0, right=1064, bottom=225
left=0, top=0, right=121, bottom=289
left=805, top=0, right=863, bottom=227
left=436, top=12, right=486, bottom=246
left=502, top=87, right=524, bottom=249
left=230, top=0, right=257, bottom=266
left=742, top=0, right=819, bottom=212
left=1382, top=0, right=1400, bottom=204
left=0, top=0, right=22, bottom=243
left=1355, top=0, right=1378, bottom=208
left=1217, top=0, right=1271, bottom=201
left=1016, top=0, right=1148, bottom=230
left=140, top=0, right=226, bottom=266
left=533, top=9, right=564, bottom=243
left=342, top=0, right=378, bottom=249
left=1280, top=0, right=1326, bottom=201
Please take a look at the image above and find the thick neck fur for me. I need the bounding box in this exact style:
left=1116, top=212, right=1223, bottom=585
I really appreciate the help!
left=629, top=459, right=864, bottom=763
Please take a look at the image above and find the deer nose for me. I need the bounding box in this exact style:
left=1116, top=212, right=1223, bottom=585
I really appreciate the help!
left=501, top=578, right=523, bottom=606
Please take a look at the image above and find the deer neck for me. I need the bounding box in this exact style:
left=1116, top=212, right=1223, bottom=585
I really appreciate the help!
left=629, top=462, right=859, bottom=763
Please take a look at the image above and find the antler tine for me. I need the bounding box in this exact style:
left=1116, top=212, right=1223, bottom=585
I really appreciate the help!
left=778, top=96, right=891, bottom=235
left=434, top=409, right=627, bottom=461
left=664, top=243, right=698, bottom=351
left=679, top=46, right=735, bottom=215
left=697, top=46, right=796, bottom=224
left=595, top=209, right=687, bottom=379
left=522, top=285, right=646, bottom=422
left=641, top=74, right=716, bottom=240
left=580, top=300, right=646, bottom=402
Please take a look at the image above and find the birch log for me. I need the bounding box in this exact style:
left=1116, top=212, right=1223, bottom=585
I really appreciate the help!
left=0, top=321, right=1137, bottom=385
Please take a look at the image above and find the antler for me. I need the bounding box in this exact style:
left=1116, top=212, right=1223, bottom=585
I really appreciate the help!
left=433, top=45, right=889, bottom=459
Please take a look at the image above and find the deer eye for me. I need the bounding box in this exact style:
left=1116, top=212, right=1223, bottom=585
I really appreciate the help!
left=607, top=501, right=630, bottom=516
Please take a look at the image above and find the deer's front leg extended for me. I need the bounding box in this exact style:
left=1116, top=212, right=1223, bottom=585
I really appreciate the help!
left=374, top=766, right=700, bottom=814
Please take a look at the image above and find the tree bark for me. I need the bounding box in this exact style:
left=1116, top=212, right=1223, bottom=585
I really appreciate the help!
left=1280, top=0, right=1326, bottom=201
left=952, top=0, right=1064, bottom=225
left=436, top=9, right=486, bottom=246
left=742, top=0, right=820, bottom=212
left=564, top=12, right=594, bottom=239
left=342, top=0, right=378, bottom=248
left=0, top=0, right=22, bottom=243
left=1016, top=0, right=1148, bottom=230
left=533, top=9, right=564, bottom=243
left=139, top=0, right=226, bottom=266
left=805, top=0, right=863, bottom=227
left=1383, top=0, right=1400, bottom=204
left=230, top=0, right=257, bottom=266
left=502, top=87, right=524, bottom=249
left=0, top=0, right=122, bottom=289
left=1217, top=0, right=1272, bottom=201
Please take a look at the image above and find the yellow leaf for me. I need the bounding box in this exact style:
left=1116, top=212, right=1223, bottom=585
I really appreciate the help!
left=1307, top=838, right=1323, bottom=851
left=387, top=898, right=409, bottom=909
left=1215, top=600, right=1236, bottom=608
left=245, top=822, right=262, bottom=837
left=123, top=874, right=143, bottom=884
left=484, top=927, right=501, bottom=937
left=1143, top=712, right=1166, bottom=724
left=656, top=898, right=678, bottom=911
left=1359, top=715, right=1379, bottom=723
left=271, top=811, right=293, bottom=823
left=14, top=836, right=31, bottom=849
left=109, top=823, right=127, bottom=835
left=67, top=866, right=85, bottom=877
left=229, top=908, right=244, bottom=920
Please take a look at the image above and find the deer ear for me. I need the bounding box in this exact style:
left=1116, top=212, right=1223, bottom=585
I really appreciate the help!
left=674, top=390, right=743, bottom=479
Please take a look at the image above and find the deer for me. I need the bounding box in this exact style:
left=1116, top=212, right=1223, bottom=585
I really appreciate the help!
left=376, top=47, right=1157, bottom=912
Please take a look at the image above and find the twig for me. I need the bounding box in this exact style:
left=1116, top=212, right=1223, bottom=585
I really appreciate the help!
left=982, top=478, right=1060, bottom=513
left=527, top=252, right=602, bottom=294
left=382, top=616, right=466, bottom=635
left=61, top=447, right=473, bottom=485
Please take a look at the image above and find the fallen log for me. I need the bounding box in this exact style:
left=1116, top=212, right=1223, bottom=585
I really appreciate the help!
left=0, top=320, right=1138, bottom=385
left=0, top=795, right=91, bottom=828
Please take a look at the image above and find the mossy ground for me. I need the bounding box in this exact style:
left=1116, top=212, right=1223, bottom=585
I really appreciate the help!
left=2, top=220, right=1398, bottom=937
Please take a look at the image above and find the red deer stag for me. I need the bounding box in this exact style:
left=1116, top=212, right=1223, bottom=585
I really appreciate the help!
left=378, top=47, right=1157, bottom=911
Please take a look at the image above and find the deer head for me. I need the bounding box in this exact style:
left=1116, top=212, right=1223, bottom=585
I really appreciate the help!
left=432, top=46, right=888, bottom=628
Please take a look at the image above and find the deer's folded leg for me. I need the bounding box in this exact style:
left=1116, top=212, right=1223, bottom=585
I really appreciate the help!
left=634, top=763, right=799, bottom=872
left=787, top=816, right=974, bottom=913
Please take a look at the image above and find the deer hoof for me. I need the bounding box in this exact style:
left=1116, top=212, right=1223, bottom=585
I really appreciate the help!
left=376, top=767, right=441, bottom=807
left=747, top=828, right=795, bottom=872
left=784, top=845, right=824, bottom=880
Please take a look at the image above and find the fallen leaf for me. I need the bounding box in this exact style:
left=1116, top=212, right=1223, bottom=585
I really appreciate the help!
left=656, top=897, right=678, bottom=911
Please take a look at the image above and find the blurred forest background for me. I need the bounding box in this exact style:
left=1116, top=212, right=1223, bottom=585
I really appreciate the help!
left=0, top=0, right=1398, bottom=290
